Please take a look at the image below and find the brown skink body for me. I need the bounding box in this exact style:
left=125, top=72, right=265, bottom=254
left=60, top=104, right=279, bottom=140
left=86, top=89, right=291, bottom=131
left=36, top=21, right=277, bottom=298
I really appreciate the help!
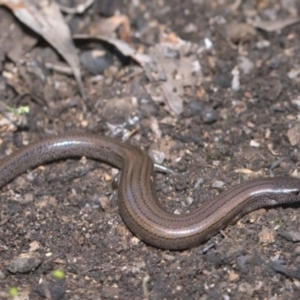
left=1, top=134, right=300, bottom=250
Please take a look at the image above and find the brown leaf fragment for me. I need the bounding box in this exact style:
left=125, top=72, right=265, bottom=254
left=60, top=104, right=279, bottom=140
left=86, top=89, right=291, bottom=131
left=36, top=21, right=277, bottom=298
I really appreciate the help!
left=75, top=31, right=202, bottom=115
left=229, top=270, right=240, bottom=282
left=258, top=226, right=275, bottom=245
left=88, top=15, right=132, bottom=43
left=161, top=74, right=183, bottom=115
left=146, top=39, right=202, bottom=115
left=287, top=124, right=300, bottom=146
left=250, top=16, right=300, bottom=32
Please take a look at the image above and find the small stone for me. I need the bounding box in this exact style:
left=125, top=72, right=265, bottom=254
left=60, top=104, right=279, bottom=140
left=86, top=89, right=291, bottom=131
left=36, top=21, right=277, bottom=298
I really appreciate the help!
left=131, top=261, right=146, bottom=273
left=175, top=180, right=188, bottom=192
left=131, top=237, right=140, bottom=246
left=34, top=277, right=66, bottom=300
left=7, top=252, right=42, bottom=274
left=80, top=48, right=113, bottom=75
left=163, top=254, right=175, bottom=261
left=287, top=124, right=300, bottom=146
left=212, top=180, right=224, bottom=189
left=194, top=178, right=204, bottom=189
left=186, top=197, right=194, bottom=206
left=201, top=107, right=218, bottom=123
left=250, top=140, right=260, bottom=148
left=149, top=149, right=166, bottom=164
left=229, top=270, right=239, bottom=282
left=278, top=231, right=300, bottom=242
left=99, top=196, right=111, bottom=211
left=287, top=68, right=300, bottom=79
left=293, top=245, right=300, bottom=255
left=238, top=56, right=254, bottom=75
left=256, top=40, right=270, bottom=49
left=238, top=282, right=254, bottom=296
left=187, top=99, right=205, bottom=112
left=236, top=254, right=251, bottom=270
left=101, top=285, right=120, bottom=299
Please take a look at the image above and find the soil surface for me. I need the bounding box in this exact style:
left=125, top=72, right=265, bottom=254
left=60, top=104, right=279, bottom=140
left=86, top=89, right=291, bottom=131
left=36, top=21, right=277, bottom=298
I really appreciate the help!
left=1, top=0, right=300, bottom=299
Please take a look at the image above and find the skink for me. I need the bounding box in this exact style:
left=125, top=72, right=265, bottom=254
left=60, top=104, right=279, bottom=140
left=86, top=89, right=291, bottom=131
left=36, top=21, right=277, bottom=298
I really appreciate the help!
left=1, top=133, right=300, bottom=250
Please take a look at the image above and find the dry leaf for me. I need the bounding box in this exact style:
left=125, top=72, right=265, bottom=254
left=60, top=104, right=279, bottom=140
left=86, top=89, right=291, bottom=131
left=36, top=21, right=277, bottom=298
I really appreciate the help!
left=75, top=31, right=202, bottom=115
left=0, top=0, right=86, bottom=99
left=250, top=17, right=300, bottom=32
left=88, top=15, right=132, bottom=43
left=287, top=124, right=300, bottom=146
left=74, top=33, right=152, bottom=66
left=258, top=226, right=275, bottom=245
left=146, top=38, right=203, bottom=115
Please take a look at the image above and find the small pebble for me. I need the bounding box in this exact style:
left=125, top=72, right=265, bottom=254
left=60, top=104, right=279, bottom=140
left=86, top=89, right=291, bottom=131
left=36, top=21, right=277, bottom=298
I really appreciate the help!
left=236, top=254, right=250, bottom=269
left=256, top=40, right=270, bottom=49
left=35, top=277, right=66, bottom=300
left=194, top=178, right=204, bottom=189
left=187, top=99, right=205, bottom=112
left=250, top=140, right=260, bottom=148
left=287, top=124, right=300, bottom=146
left=149, top=149, right=166, bottom=164
left=202, top=107, right=218, bottom=123
left=80, top=48, right=113, bottom=75
left=186, top=197, right=194, bottom=206
left=175, top=181, right=188, bottom=192
left=212, top=180, right=224, bottom=189
left=278, top=231, right=300, bottom=242
left=7, top=252, right=42, bottom=274
left=238, top=56, right=254, bottom=75
left=288, top=68, right=300, bottom=79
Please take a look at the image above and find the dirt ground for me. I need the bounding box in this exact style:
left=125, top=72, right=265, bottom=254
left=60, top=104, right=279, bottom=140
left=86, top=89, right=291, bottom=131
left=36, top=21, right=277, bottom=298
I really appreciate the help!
left=1, top=0, right=300, bottom=299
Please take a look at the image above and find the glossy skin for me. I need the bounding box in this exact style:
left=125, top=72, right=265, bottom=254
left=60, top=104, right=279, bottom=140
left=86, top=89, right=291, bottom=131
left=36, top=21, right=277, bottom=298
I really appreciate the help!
left=1, top=134, right=300, bottom=250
